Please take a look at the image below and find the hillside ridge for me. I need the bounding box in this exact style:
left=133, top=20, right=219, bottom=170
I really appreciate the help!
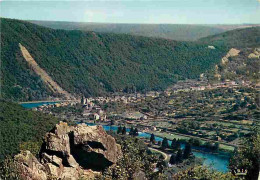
left=198, top=26, right=260, bottom=48
left=2, top=18, right=259, bottom=101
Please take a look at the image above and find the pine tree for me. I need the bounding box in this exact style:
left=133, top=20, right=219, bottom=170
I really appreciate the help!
left=169, top=154, right=176, bottom=165
left=176, top=149, right=183, bottom=163
left=129, top=127, right=134, bottom=136
left=176, top=140, right=181, bottom=150
left=133, top=128, right=138, bottom=136
left=122, top=126, right=127, bottom=135
left=117, top=126, right=122, bottom=134
left=183, top=143, right=192, bottom=159
left=171, top=138, right=177, bottom=149
left=150, top=133, right=155, bottom=143
left=161, top=137, right=169, bottom=150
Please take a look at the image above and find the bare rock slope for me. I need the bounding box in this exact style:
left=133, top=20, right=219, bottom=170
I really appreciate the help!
left=19, top=43, right=73, bottom=99
left=15, top=122, right=122, bottom=180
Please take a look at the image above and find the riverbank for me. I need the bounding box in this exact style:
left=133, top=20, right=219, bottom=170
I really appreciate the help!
left=19, top=100, right=79, bottom=109
left=85, top=122, right=230, bottom=172
left=150, top=131, right=235, bottom=152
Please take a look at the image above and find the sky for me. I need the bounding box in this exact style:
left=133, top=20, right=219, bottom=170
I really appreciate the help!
left=1, top=0, right=260, bottom=24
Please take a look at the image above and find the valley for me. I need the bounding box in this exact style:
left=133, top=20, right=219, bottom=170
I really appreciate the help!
left=0, top=17, right=259, bottom=180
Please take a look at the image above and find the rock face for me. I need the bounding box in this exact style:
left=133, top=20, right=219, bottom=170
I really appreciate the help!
left=14, top=151, right=47, bottom=180
left=15, top=122, right=122, bottom=180
left=248, top=48, right=260, bottom=59
left=221, top=48, right=240, bottom=65
left=72, top=124, right=122, bottom=169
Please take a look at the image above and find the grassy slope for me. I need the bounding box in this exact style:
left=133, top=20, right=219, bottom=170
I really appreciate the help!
left=1, top=18, right=229, bottom=100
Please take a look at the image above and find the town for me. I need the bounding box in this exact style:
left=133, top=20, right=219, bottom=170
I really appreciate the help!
left=32, top=77, right=259, bottom=155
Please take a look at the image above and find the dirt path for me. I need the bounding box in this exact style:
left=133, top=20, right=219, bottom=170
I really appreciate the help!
left=19, top=43, right=73, bottom=99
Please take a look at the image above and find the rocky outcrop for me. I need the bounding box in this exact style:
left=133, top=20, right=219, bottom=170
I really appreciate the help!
left=221, top=48, right=240, bottom=65
left=14, top=151, right=47, bottom=180
left=214, top=48, right=240, bottom=80
left=72, top=124, right=122, bottom=169
left=15, top=122, right=122, bottom=180
left=248, top=48, right=260, bottom=59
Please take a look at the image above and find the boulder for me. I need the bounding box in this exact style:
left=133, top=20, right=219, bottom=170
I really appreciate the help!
left=41, top=153, right=63, bottom=167
left=72, top=124, right=122, bottom=168
left=67, top=154, right=79, bottom=168
left=60, top=167, right=80, bottom=180
left=14, top=151, right=47, bottom=180
left=43, top=122, right=71, bottom=154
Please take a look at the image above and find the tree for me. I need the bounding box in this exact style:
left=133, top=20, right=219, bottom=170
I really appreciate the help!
left=229, top=127, right=260, bottom=180
left=169, top=154, right=176, bottom=165
left=183, top=143, right=192, bottom=159
left=129, top=127, right=134, bottom=136
left=150, top=133, right=155, bottom=144
left=122, top=126, right=127, bottom=135
left=213, top=142, right=219, bottom=151
left=171, top=138, right=177, bottom=149
left=81, top=96, right=85, bottom=105
left=161, top=137, right=169, bottom=150
left=133, top=128, right=138, bottom=136
left=156, top=159, right=167, bottom=173
left=117, top=126, right=122, bottom=134
left=176, top=140, right=181, bottom=150
left=175, top=149, right=183, bottom=163
left=172, top=166, right=235, bottom=179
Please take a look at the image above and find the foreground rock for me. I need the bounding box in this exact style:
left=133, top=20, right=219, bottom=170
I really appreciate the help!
left=14, top=151, right=47, bottom=180
left=15, top=122, right=122, bottom=180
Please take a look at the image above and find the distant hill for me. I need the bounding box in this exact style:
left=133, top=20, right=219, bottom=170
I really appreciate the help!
left=199, top=27, right=260, bottom=48
left=29, top=20, right=228, bottom=41
left=1, top=18, right=231, bottom=101
left=29, top=20, right=260, bottom=42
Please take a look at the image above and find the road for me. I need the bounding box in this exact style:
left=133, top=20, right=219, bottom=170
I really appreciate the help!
left=148, top=147, right=170, bottom=161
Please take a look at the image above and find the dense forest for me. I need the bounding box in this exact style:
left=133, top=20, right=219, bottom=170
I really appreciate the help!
left=1, top=18, right=230, bottom=101
left=0, top=100, right=59, bottom=161
left=29, top=20, right=227, bottom=41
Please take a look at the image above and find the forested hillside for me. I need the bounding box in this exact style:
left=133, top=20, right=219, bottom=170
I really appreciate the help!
left=199, top=27, right=260, bottom=48
left=1, top=18, right=230, bottom=101
left=29, top=20, right=227, bottom=41
left=0, top=100, right=59, bottom=161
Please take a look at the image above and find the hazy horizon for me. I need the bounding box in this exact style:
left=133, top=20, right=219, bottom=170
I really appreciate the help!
left=1, top=0, right=260, bottom=24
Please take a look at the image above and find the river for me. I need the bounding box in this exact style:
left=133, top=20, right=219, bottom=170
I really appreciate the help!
left=20, top=101, right=58, bottom=108
left=89, top=123, right=230, bottom=173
